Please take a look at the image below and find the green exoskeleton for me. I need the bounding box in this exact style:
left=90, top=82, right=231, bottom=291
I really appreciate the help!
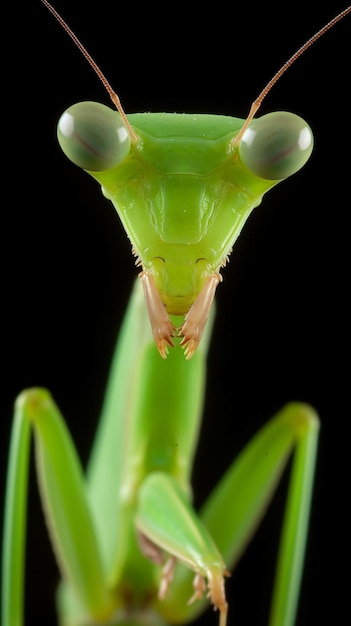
left=2, top=2, right=350, bottom=626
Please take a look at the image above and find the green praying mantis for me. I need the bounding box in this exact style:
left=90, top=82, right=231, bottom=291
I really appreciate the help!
left=4, top=1, right=350, bottom=623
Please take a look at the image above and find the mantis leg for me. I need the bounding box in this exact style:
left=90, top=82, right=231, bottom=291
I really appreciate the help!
left=1, top=401, right=31, bottom=626
left=139, top=271, right=176, bottom=358
left=139, top=270, right=221, bottom=360
left=202, top=403, right=319, bottom=626
left=1, top=388, right=116, bottom=626
left=179, top=273, right=222, bottom=359
left=135, top=472, right=229, bottom=626
left=149, top=403, right=319, bottom=626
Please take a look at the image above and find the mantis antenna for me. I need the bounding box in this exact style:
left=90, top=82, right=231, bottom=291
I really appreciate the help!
left=40, top=0, right=139, bottom=143
left=233, top=5, right=351, bottom=144
left=40, top=0, right=350, bottom=146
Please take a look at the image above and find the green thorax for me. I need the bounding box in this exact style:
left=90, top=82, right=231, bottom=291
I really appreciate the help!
left=89, top=113, right=277, bottom=315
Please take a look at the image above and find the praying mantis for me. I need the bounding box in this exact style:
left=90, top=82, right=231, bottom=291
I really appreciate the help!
left=1, top=1, right=350, bottom=624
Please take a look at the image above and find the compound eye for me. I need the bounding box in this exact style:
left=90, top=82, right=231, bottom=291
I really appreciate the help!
left=239, top=111, right=314, bottom=180
left=57, top=101, right=131, bottom=171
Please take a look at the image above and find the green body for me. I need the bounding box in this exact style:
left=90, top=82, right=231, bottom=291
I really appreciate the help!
left=83, top=286, right=212, bottom=614
left=6, top=3, right=347, bottom=621
left=2, top=20, right=319, bottom=626
left=2, top=282, right=319, bottom=626
left=2, top=103, right=318, bottom=626
left=88, top=113, right=284, bottom=314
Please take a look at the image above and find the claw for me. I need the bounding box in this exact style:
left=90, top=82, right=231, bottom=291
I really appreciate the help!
left=155, top=326, right=176, bottom=360
left=186, top=567, right=228, bottom=626
left=140, top=270, right=221, bottom=359
left=139, top=271, right=176, bottom=358
left=187, top=572, right=207, bottom=605
left=179, top=273, right=221, bottom=359
left=207, top=568, right=229, bottom=626
left=159, top=556, right=177, bottom=600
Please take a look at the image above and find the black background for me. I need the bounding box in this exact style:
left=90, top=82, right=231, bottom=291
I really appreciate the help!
left=2, top=2, right=350, bottom=624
